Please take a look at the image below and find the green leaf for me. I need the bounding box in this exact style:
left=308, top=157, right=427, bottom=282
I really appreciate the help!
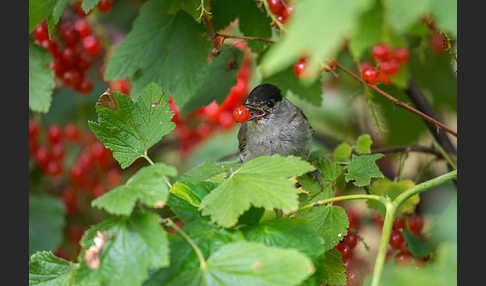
left=237, top=206, right=265, bottom=226
left=29, top=194, right=66, bottom=255
left=29, top=251, right=76, bottom=286
left=104, top=0, right=213, bottom=109
left=355, top=134, right=372, bottom=154
left=298, top=205, right=349, bottom=251
left=333, top=142, right=352, bottom=162
left=165, top=0, right=201, bottom=21
left=29, top=41, right=55, bottom=113
left=200, top=155, right=315, bottom=227
left=88, top=83, right=176, bottom=169
left=81, top=0, right=100, bottom=13
left=318, top=249, right=347, bottom=286
left=92, top=163, right=177, bottom=215
left=345, top=154, right=384, bottom=187
left=384, top=0, right=431, bottom=33
left=170, top=181, right=217, bottom=208
left=262, top=64, right=323, bottom=106
left=29, top=0, right=56, bottom=33
left=203, top=242, right=315, bottom=286
left=167, top=194, right=203, bottom=224
left=430, top=0, right=457, bottom=38
left=74, top=212, right=169, bottom=286
left=210, top=0, right=272, bottom=52
left=47, top=0, right=69, bottom=36
left=316, top=157, right=343, bottom=185
left=260, top=0, right=373, bottom=80
left=349, top=0, right=384, bottom=60
left=243, top=218, right=324, bottom=260
left=180, top=46, right=244, bottom=116
left=179, top=160, right=241, bottom=183
left=367, top=178, right=419, bottom=217
left=402, top=229, right=430, bottom=259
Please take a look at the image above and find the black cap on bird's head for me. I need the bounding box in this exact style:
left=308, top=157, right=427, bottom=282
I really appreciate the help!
left=243, top=84, right=283, bottom=120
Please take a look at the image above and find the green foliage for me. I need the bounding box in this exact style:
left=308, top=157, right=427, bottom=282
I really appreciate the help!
left=403, top=229, right=430, bottom=258
left=88, top=83, right=176, bottom=168
left=345, top=154, right=384, bottom=187
left=92, top=163, right=177, bottom=215
left=170, top=181, right=217, bottom=208
left=349, top=0, right=384, bottom=60
left=260, top=0, right=373, bottom=81
left=367, top=178, right=419, bottom=217
left=356, top=134, right=373, bottom=154
left=318, top=249, right=347, bottom=286
left=333, top=143, right=352, bottom=163
left=179, top=160, right=241, bottom=183
left=298, top=205, right=349, bottom=252
left=74, top=212, right=169, bottom=286
left=243, top=218, right=324, bottom=260
left=29, top=194, right=66, bottom=255
left=29, top=41, right=55, bottom=113
left=29, top=251, right=76, bottom=286
left=200, top=155, right=315, bottom=227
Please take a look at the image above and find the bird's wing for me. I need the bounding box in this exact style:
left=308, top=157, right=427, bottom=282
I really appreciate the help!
left=237, top=123, right=248, bottom=154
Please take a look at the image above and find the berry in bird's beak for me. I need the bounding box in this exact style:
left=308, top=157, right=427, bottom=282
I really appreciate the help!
left=243, top=103, right=267, bottom=120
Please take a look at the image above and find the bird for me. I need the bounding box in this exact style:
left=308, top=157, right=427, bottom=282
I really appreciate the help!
left=237, top=83, right=313, bottom=163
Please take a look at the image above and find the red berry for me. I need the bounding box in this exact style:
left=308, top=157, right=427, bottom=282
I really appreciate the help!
left=378, top=71, right=390, bottom=85
left=48, top=125, right=63, bottom=144
left=61, top=187, right=77, bottom=215
left=35, top=147, right=51, bottom=168
left=46, top=160, right=63, bottom=177
left=267, top=0, right=284, bottom=15
left=337, top=243, right=352, bottom=260
left=74, top=2, right=90, bottom=18
left=294, top=57, right=307, bottom=78
left=107, top=169, right=122, bottom=188
left=344, top=233, right=358, bottom=249
left=379, top=60, right=399, bottom=76
left=97, top=0, right=114, bottom=13
left=63, top=70, right=82, bottom=88
left=91, top=142, right=106, bottom=161
left=219, top=111, right=234, bottom=129
left=34, top=21, right=49, bottom=42
left=176, top=125, right=192, bottom=141
left=29, top=138, right=39, bottom=155
left=29, top=119, right=39, bottom=138
left=276, top=15, right=287, bottom=24
left=233, top=106, right=250, bottom=123
left=204, top=101, right=220, bottom=122
left=77, top=150, right=94, bottom=169
left=346, top=210, right=360, bottom=230
left=83, top=35, right=102, bottom=56
left=70, top=164, right=85, bottom=184
left=99, top=150, right=115, bottom=170
left=408, top=216, right=424, bottom=235
left=109, top=79, right=131, bottom=95
left=51, top=143, right=66, bottom=161
left=76, top=76, right=93, bottom=94
left=393, top=216, right=405, bottom=230
left=372, top=44, right=391, bottom=61
left=61, top=47, right=78, bottom=66
left=67, top=224, right=85, bottom=244
left=394, top=48, right=409, bottom=64
left=431, top=32, right=448, bottom=53
left=45, top=40, right=60, bottom=58
left=59, top=22, right=79, bottom=46
left=50, top=58, right=67, bottom=78
left=361, top=66, right=379, bottom=85
left=389, top=230, right=405, bottom=250
left=196, top=123, right=212, bottom=139
left=74, top=19, right=91, bottom=38
left=76, top=52, right=93, bottom=71
left=64, top=123, right=79, bottom=142
left=394, top=251, right=414, bottom=265
left=92, top=184, right=107, bottom=198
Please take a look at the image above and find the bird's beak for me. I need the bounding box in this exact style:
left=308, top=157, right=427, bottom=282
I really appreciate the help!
left=243, top=103, right=267, bottom=120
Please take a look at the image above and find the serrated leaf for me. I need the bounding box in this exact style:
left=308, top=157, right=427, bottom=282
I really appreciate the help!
left=356, top=134, right=372, bottom=154
left=260, top=0, right=373, bottom=81
left=211, top=0, right=272, bottom=52
left=88, top=83, right=176, bottom=168
left=298, top=205, right=349, bottom=251
left=262, top=64, right=323, bottom=106
left=349, top=0, right=384, bottom=60
left=29, top=194, right=66, bottom=255
left=318, top=249, right=347, bottom=286
left=81, top=0, right=100, bottom=13
left=29, top=0, right=56, bottom=33
left=170, top=181, right=217, bottom=208
left=333, top=143, right=352, bottom=162
left=384, top=0, right=431, bottom=33
left=179, top=160, right=241, bottom=183
left=204, top=242, right=314, bottom=286
left=367, top=178, right=419, bottom=217
left=243, top=218, right=324, bottom=260
left=402, top=229, right=430, bottom=259
left=180, top=46, right=243, bottom=115
left=29, top=251, right=76, bottom=286
left=200, top=155, right=315, bottom=228
left=92, top=163, right=177, bottom=215
left=166, top=0, right=201, bottom=21
left=104, top=0, right=213, bottom=109
left=47, top=0, right=69, bottom=36
left=29, top=41, right=55, bottom=113
left=167, top=194, right=203, bottom=224
left=345, top=154, right=384, bottom=187
left=74, top=212, right=169, bottom=286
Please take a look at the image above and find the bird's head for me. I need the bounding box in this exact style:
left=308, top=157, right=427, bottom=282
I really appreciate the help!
left=243, top=83, right=283, bottom=121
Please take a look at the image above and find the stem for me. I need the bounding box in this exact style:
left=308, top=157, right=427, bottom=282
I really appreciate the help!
left=164, top=218, right=208, bottom=270
left=285, top=194, right=386, bottom=217
left=370, top=170, right=457, bottom=286
left=142, top=152, right=155, bottom=165
left=433, top=142, right=457, bottom=170
left=215, top=32, right=276, bottom=44
left=371, top=145, right=442, bottom=158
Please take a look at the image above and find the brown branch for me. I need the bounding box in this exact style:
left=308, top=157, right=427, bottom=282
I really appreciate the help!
left=334, top=62, right=457, bottom=138
left=371, top=145, right=442, bottom=157
left=215, top=32, right=276, bottom=44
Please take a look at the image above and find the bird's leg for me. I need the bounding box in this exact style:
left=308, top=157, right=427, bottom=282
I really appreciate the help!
left=307, top=169, right=323, bottom=190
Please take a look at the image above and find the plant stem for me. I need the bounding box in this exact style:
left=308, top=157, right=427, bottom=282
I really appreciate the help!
left=433, top=142, right=457, bottom=170
left=285, top=194, right=386, bottom=217
left=164, top=218, right=208, bottom=270
left=142, top=152, right=155, bottom=165
left=215, top=32, right=276, bottom=44
left=370, top=170, right=457, bottom=286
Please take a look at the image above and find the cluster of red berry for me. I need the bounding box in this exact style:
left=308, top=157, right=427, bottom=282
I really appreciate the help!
left=74, top=0, right=114, bottom=17
left=267, top=0, right=294, bottom=27
left=360, top=44, right=410, bottom=85
left=169, top=47, right=252, bottom=155
left=33, top=16, right=102, bottom=94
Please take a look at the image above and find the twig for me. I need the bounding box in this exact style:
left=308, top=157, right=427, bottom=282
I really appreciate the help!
left=215, top=32, right=276, bottom=44
left=371, top=145, right=442, bottom=157
left=335, top=62, right=457, bottom=137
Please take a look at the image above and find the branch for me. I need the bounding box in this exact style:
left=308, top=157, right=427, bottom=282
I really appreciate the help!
left=334, top=62, right=457, bottom=138
left=215, top=32, right=276, bottom=44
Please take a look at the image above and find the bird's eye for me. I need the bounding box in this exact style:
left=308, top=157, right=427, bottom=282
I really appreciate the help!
left=267, top=100, right=274, bottom=108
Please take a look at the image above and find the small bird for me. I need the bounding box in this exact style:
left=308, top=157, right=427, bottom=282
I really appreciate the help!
left=238, top=83, right=313, bottom=163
